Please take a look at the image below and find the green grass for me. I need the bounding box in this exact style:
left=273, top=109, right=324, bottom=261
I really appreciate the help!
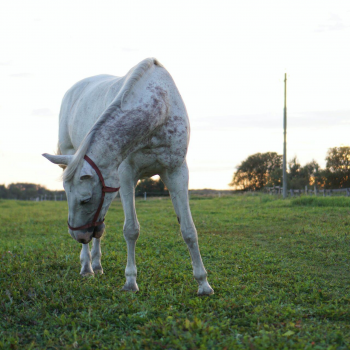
left=291, top=196, right=350, bottom=207
left=1, top=195, right=350, bottom=349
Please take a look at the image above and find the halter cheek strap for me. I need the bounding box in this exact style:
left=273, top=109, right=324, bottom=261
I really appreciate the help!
left=67, top=155, right=120, bottom=231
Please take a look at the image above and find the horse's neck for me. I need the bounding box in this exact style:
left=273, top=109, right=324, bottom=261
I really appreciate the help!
left=87, top=120, right=122, bottom=171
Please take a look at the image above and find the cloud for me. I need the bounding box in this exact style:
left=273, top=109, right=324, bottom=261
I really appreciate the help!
left=315, top=23, right=347, bottom=32
left=190, top=166, right=234, bottom=172
left=31, top=108, right=55, bottom=117
left=9, top=73, right=31, bottom=78
left=290, top=111, right=350, bottom=129
left=192, top=110, right=350, bottom=131
left=121, top=47, right=139, bottom=52
left=0, top=60, right=12, bottom=66
left=315, top=13, right=349, bottom=32
left=192, top=113, right=284, bottom=131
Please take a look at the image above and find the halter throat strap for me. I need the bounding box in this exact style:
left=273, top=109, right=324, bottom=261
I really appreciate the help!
left=67, top=155, right=120, bottom=231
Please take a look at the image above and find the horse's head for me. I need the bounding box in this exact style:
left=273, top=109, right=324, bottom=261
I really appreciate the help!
left=43, top=153, right=119, bottom=244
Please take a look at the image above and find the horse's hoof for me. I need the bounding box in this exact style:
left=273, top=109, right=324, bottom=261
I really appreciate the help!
left=81, top=272, right=94, bottom=277
left=93, top=268, right=104, bottom=275
left=122, top=282, right=139, bottom=292
left=197, top=282, right=214, bottom=296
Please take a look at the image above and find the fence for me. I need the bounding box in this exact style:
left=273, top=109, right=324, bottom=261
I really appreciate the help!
left=266, top=186, right=350, bottom=197
left=135, top=191, right=169, bottom=198
left=28, top=194, right=67, bottom=201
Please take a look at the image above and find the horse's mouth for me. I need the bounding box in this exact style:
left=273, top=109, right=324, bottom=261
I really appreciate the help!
left=92, top=223, right=105, bottom=239
left=69, top=223, right=105, bottom=244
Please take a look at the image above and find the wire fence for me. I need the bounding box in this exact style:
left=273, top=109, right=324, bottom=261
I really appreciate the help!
left=6, top=187, right=350, bottom=201
left=266, top=186, right=350, bottom=197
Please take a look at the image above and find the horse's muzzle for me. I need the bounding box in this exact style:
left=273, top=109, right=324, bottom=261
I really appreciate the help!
left=92, top=223, right=105, bottom=239
left=69, top=223, right=105, bottom=244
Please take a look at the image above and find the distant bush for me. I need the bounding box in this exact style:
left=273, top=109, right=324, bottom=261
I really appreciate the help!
left=135, top=177, right=169, bottom=197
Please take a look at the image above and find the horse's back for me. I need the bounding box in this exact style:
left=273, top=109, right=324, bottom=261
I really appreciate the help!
left=58, top=61, right=187, bottom=160
left=58, top=74, right=124, bottom=153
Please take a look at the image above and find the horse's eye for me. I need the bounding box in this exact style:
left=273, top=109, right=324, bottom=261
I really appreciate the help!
left=80, top=197, right=91, bottom=204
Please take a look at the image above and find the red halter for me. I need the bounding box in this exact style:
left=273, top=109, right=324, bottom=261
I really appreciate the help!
left=67, top=155, right=120, bottom=231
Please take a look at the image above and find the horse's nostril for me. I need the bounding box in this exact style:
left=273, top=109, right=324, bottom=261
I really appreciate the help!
left=77, top=239, right=86, bottom=244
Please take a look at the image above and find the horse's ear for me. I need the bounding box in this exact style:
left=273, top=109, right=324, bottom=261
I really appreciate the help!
left=79, top=160, right=94, bottom=180
left=42, top=153, right=73, bottom=166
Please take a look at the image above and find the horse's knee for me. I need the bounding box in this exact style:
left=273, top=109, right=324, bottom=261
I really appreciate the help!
left=181, top=226, right=198, bottom=246
left=123, top=220, right=140, bottom=241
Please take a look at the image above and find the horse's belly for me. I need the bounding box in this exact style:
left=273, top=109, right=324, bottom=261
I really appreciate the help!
left=125, top=148, right=181, bottom=178
left=125, top=125, right=188, bottom=178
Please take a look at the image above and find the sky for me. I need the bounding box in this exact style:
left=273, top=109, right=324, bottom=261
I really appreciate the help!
left=0, top=0, right=349, bottom=190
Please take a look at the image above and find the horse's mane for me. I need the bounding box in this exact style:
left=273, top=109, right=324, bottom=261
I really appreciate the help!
left=62, top=58, right=163, bottom=181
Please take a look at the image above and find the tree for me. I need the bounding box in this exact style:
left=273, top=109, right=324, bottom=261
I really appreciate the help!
left=325, top=146, right=350, bottom=172
left=287, top=157, right=321, bottom=189
left=229, top=152, right=283, bottom=191
left=0, top=185, right=7, bottom=199
left=135, top=177, right=168, bottom=196
left=322, top=146, right=350, bottom=188
left=304, top=160, right=322, bottom=187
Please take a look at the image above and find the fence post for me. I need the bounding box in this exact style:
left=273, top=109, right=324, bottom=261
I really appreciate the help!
left=144, top=192, right=147, bottom=200
left=290, top=189, right=294, bottom=197
left=347, top=188, right=350, bottom=197
left=329, top=189, right=332, bottom=197
left=314, top=185, right=317, bottom=196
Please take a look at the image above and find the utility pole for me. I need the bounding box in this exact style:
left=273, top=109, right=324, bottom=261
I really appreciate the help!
left=283, top=73, right=287, bottom=199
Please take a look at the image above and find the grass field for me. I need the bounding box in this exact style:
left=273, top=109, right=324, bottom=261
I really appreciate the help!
left=1, top=195, right=350, bottom=349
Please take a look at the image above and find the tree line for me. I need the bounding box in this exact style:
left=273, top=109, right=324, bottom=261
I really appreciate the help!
left=0, top=183, right=66, bottom=200
left=229, top=146, right=350, bottom=191
left=0, top=178, right=168, bottom=200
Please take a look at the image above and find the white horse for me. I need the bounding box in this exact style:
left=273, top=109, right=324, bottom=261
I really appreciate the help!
left=43, top=58, right=213, bottom=296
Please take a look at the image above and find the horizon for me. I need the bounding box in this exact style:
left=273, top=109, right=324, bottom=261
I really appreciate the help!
left=1, top=0, right=349, bottom=190
left=0, top=145, right=346, bottom=192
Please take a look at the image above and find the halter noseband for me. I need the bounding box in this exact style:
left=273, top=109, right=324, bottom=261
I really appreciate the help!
left=67, top=155, right=120, bottom=231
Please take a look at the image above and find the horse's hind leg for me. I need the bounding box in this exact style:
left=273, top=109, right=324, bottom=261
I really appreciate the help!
left=80, top=243, right=94, bottom=276
left=119, top=164, right=140, bottom=292
left=91, top=238, right=103, bottom=274
left=160, top=162, right=214, bottom=296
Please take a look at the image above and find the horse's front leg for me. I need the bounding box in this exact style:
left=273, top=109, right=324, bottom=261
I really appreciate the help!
left=91, top=238, right=103, bottom=274
left=80, top=243, right=94, bottom=276
left=119, top=165, right=140, bottom=292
